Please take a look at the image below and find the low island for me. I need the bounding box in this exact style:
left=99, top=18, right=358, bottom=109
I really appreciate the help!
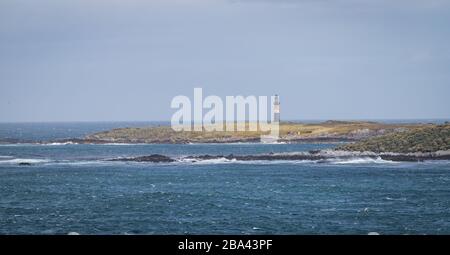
left=83, top=121, right=432, bottom=144
left=75, top=121, right=450, bottom=163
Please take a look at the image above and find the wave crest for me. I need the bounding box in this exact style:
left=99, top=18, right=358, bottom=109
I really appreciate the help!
left=0, top=158, right=51, bottom=164
left=327, top=157, right=396, bottom=164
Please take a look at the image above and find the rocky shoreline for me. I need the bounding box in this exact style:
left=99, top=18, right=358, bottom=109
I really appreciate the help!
left=109, top=150, right=450, bottom=163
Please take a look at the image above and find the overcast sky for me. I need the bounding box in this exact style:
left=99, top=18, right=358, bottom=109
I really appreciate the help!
left=1, top=0, right=449, bottom=122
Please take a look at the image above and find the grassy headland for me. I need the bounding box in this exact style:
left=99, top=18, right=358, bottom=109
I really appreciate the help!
left=337, top=123, right=450, bottom=153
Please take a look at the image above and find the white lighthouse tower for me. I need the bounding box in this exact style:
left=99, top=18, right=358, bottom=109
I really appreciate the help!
left=261, top=94, right=281, bottom=143
left=273, top=94, right=280, bottom=123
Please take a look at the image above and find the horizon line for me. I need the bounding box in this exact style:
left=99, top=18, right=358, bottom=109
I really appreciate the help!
left=0, top=118, right=449, bottom=124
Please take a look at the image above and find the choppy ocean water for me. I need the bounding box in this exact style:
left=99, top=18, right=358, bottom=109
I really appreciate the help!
left=0, top=122, right=450, bottom=234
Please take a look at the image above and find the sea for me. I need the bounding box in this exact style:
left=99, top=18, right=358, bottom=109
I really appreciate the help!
left=0, top=121, right=449, bottom=235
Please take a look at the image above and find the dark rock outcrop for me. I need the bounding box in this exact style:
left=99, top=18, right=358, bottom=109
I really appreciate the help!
left=110, top=154, right=175, bottom=163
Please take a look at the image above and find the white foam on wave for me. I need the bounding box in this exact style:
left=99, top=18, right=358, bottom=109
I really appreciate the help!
left=53, top=160, right=110, bottom=166
left=101, top=143, right=137, bottom=146
left=260, top=141, right=287, bottom=145
left=176, top=157, right=318, bottom=165
left=44, top=142, right=78, bottom=146
left=177, top=157, right=238, bottom=164
left=196, top=158, right=237, bottom=164
left=174, top=154, right=398, bottom=165
left=385, top=197, right=407, bottom=201
left=0, top=143, right=76, bottom=147
left=0, top=158, right=51, bottom=164
left=42, top=158, right=130, bottom=167
left=0, top=143, right=35, bottom=147
left=234, top=159, right=317, bottom=165
left=329, top=157, right=396, bottom=164
left=0, top=157, right=118, bottom=166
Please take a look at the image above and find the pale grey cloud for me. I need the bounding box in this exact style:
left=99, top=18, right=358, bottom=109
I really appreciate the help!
left=1, top=0, right=449, bottom=121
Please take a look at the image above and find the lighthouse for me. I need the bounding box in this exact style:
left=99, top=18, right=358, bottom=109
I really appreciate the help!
left=273, top=94, right=280, bottom=123
left=261, top=94, right=280, bottom=143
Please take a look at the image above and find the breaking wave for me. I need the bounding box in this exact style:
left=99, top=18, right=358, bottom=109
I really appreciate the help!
left=260, top=141, right=287, bottom=145
left=54, top=160, right=120, bottom=166
left=43, top=142, right=78, bottom=146
left=177, top=157, right=238, bottom=164
left=385, top=197, right=407, bottom=201
left=326, top=157, right=397, bottom=164
left=175, top=156, right=397, bottom=165
left=101, top=143, right=138, bottom=146
left=0, top=157, right=117, bottom=166
left=0, top=158, right=51, bottom=164
left=0, top=143, right=35, bottom=147
left=176, top=157, right=317, bottom=165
